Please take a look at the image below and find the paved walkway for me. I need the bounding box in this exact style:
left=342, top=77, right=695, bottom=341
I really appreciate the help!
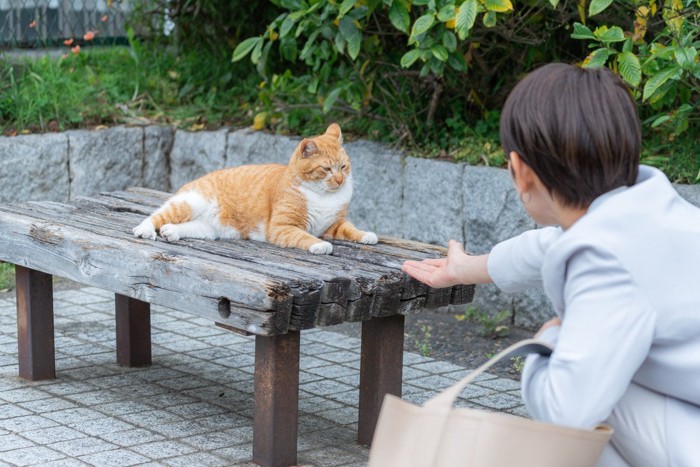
left=0, top=286, right=526, bottom=466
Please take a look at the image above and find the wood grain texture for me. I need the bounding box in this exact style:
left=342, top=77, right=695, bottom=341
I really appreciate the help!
left=0, top=189, right=475, bottom=336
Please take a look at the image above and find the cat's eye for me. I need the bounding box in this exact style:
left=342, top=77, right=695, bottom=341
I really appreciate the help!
left=341, top=164, right=347, bottom=169
left=322, top=167, right=332, bottom=172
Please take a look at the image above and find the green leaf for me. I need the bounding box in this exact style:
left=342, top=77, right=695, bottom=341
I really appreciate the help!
left=339, top=17, right=362, bottom=60
left=389, top=1, right=410, bottom=33
left=651, top=115, right=672, bottom=128
left=323, top=87, right=342, bottom=114
left=442, top=31, right=457, bottom=51
left=431, top=45, right=449, bottom=61
left=583, top=48, right=611, bottom=68
left=447, top=51, right=467, bottom=71
left=232, top=37, right=262, bottom=62
left=643, top=66, right=682, bottom=101
left=484, top=0, right=513, bottom=13
left=456, top=0, right=477, bottom=40
left=571, top=22, right=596, bottom=40
left=675, top=47, right=697, bottom=70
left=410, top=13, right=435, bottom=40
left=280, top=16, right=296, bottom=38
left=618, top=51, right=642, bottom=87
left=437, top=5, right=455, bottom=22
left=595, top=26, right=625, bottom=43
left=338, top=0, right=355, bottom=18
left=482, top=11, right=497, bottom=28
left=589, top=0, right=613, bottom=17
left=251, top=38, right=264, bottom=64
left=400, top=49, right=422, bottom=68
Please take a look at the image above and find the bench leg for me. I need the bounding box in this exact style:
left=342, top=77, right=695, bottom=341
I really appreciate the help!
left=115, top=294, right=151, bottom=367
left=357, top=314, right=405, bottom=446
left=15, top=265, right=56, bottom=381
left=253, top=331, right=300, bottom=467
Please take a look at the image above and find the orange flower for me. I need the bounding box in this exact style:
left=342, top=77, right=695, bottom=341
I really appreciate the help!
left=28, top=20, right=36, bottom=28
left=83, top=31, right=96, bottom=41
left=101, top=15, right=108, bottom=22
left=64, top=38, right=74, bottom=46
left=71, top=45, right=81, bottom=54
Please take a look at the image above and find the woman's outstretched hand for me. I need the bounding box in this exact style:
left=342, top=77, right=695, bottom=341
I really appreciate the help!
left=401, top=240, right=492, bottom=288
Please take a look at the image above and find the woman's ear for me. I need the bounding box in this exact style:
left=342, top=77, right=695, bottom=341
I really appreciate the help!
left=509, top=151, right=534, bottom=194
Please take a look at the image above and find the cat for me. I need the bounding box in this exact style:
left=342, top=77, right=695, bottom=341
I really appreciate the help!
left=132, top=123, right=378, bottom=254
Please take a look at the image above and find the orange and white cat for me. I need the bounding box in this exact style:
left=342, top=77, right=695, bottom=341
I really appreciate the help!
left=132, top=123, right=377, bottom=254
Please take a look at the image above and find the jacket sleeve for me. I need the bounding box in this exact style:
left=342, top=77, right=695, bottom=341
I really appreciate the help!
left=486, top=227, right=562, bottom=293
left=521, top=245, right=656, bottom=428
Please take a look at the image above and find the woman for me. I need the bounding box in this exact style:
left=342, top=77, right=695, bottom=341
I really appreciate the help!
left=402, top=63, right=700, bottom=466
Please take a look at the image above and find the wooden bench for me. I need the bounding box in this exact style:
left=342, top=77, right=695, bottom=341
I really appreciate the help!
left=0, top=188, right=474, bottom=466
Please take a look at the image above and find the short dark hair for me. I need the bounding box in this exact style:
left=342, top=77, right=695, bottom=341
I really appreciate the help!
left=499, top=63, right=641, bottom=209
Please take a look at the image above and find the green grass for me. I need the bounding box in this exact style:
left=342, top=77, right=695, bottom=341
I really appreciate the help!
left=0, top=263, right=14, bottom=291
left=1, top=44, right=698, bottom=184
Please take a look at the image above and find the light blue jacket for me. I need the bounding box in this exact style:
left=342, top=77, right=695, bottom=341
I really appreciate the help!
left=487, top=165, right=700, bottom=466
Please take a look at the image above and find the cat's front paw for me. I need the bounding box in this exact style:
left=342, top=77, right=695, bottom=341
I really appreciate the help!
left=309, top=241, right=333, bottom=255
left=160, top=224, right=181, bottom=242
left=133, top=219, right=157, bottom=241
left=359, top=232, right=378, bottom=245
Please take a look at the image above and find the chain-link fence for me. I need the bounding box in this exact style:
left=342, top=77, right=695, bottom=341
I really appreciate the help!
left=0, top=0, right=132, bottom=48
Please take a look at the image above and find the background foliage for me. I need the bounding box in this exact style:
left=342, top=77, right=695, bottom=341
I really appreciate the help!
left=1, top=0, right=698, bottom=182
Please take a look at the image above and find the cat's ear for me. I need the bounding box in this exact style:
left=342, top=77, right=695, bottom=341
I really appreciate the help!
left=300, top=139, right=319, bottom=158
left=325, top=123, right=343, bottom=143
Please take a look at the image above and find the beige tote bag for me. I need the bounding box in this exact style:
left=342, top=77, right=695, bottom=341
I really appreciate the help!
left=369, top=339, right=613, bottom=467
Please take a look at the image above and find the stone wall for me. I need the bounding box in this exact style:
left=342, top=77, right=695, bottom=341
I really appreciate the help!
left=2, top=125, right=699, bottom=329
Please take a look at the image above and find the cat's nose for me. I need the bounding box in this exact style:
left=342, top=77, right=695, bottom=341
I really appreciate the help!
left=333, top=173, right=344, bottom=185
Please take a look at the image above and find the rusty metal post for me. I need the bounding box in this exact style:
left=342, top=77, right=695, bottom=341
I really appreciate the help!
left=115, top=294, right=151, bottom=367
left=357, top=314, right=405, bottom=446
left=253, top=331, right=300, bottom=467
left=15, top=265, right=55, bottom=381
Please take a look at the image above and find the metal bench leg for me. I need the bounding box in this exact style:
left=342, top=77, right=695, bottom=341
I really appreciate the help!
left=357, top=314, right=405, bottom=446
left=253, top=331, right=300, bottom=467
left=115, top=294, right=151, bottom=367
left=15, top=265, right=55, bottom=381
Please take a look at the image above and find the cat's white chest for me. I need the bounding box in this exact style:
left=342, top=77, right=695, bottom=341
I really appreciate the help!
left=298, top=177, right=353, bottom=237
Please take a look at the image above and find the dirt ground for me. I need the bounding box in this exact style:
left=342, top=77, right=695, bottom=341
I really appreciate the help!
left=333, top=308, right=534, bottom=381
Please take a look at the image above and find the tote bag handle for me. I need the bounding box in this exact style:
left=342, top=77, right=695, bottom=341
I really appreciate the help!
left=424, top=338, right=553, bottom=411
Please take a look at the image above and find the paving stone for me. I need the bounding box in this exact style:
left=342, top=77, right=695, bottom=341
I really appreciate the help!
left=78, top=448, right=151, bottom=467
left=300, top=445, right=364, bottom=467
left=474, top=377, right=522, bottom=392
left=163, top=452, right=230, bottom=467
left=69, top=416, right=137, bottom=437
left=472, top=392, right=524, bottom=410
left=165, top=401, right=229, bottom=420
left=0, top=387, right=51, bottom=403
left=22, top=425, right=86, bottom=444
left=0, top=433, right=35, bottom=451
left=182, top=425, right=253, bottom=451
left=0, top=403, right=33, bottom=419
left=145, top=420, right=211, bottom=439
left=316, top=406, right=359, bottom=425
left=0, top=414, right=59, bottom=432
left=411, top=360, right=467, bottom=374
left=49, top=436, right=117, bottom=456
left=130, top=440, right=197, bottom=459
left=300, top=379, right=355, bottom=397
left=98, top=427, right=165, bottom=447
left=0, top=445, right=66, bottom=466
left=44, top=407, right=105, bottom=424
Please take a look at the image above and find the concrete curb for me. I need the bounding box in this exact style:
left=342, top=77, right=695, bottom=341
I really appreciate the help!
left=2, top=125, right=698, bottom=329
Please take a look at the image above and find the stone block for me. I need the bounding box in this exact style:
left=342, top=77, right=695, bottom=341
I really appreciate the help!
left=143, top=126, right=174, bottom=192
left=463, top=166, right=534, bottom=254
left=343, top=140, right=404, bottom=236
left=226, top=128, right=300, bottom=167
left=402, top=157, right=465, bottom=246
left=512, top=287, right=555, bottom=330
left=169, top=129, right=227, bottom=189
left=675, top=183, right=700, bottom=208
left=0, top=133, right=69, bottom=203
left=68, top=126, right=143, bottom=198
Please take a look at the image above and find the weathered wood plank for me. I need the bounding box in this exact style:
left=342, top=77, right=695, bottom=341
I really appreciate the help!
left=0, top=209, right=292, bottom=336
